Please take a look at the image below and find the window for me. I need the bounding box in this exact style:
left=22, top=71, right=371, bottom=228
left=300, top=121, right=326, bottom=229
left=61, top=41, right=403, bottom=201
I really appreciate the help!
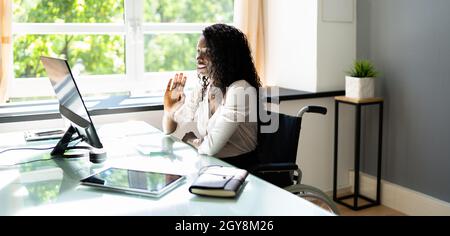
left=9, top=0, right=234, bottom=102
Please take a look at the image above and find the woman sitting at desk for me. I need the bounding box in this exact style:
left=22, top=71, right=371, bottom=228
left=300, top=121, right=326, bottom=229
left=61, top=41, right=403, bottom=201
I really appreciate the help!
left=162, top=23, right=261, bottom=169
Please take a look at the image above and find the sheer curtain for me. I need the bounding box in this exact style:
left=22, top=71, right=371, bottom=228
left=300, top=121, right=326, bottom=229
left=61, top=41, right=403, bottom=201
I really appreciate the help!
left=1, top=0, right=12, bottom=103
left=234, top=0, right=266, bottom=85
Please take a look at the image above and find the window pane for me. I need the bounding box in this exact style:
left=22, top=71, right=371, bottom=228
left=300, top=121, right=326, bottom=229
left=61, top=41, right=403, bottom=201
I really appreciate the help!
left=13, top=34, right=125, bottom=78
left=144, top=0, right=234, bottom=23
left=144, top=34, right=199, bottom=72
left=13, top=0, right=124, bottom=23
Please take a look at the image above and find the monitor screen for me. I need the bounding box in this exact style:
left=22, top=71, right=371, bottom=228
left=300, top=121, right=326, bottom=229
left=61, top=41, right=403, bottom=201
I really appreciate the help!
left=40, top=56, right=102, bottom=149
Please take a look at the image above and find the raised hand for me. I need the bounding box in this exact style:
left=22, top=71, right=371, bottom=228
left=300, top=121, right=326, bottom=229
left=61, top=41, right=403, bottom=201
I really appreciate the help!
left=164, top=73, right=187, bottom=117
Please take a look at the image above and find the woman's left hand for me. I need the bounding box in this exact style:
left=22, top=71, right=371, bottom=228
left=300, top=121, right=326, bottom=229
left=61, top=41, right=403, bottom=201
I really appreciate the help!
left=182, top=132, right=202, bottom=149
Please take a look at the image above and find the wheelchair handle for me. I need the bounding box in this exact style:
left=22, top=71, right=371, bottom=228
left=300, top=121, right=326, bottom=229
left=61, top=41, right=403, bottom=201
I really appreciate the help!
left=297, top=106, right=327, bottom=117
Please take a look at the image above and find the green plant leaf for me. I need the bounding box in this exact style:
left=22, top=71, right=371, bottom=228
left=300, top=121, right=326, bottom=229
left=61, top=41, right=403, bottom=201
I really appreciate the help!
left=347, top=60, right=379, bottom=78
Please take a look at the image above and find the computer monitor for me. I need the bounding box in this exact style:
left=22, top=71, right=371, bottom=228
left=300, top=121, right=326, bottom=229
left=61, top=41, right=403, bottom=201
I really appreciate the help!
left=40, top=56, right=105, bottom=163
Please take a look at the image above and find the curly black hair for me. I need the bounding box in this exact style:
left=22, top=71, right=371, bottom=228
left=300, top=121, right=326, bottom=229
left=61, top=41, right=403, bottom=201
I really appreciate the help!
left=201, top=23, right=261, bottom=95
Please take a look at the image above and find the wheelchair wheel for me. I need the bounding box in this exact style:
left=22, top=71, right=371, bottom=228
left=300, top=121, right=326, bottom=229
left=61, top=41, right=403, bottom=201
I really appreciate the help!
left=284, top=184, right=340, bottom=215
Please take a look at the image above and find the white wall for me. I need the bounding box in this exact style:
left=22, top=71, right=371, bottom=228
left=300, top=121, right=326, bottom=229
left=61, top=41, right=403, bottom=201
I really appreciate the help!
left=264, top=0, right=356, bottom=92
left=317, top=0, right=356, bottom=92
left=264, top=0, right=318, bottom=91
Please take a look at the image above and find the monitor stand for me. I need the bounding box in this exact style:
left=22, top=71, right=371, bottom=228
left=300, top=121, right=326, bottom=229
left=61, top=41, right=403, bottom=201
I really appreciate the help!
left=51, top=126, right=106, bottom=164
left=51, top=125, right=78, bottom=156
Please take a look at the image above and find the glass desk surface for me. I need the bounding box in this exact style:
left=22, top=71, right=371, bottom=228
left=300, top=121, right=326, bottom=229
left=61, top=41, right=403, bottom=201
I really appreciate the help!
left=0, top=121, right=333, bottom=216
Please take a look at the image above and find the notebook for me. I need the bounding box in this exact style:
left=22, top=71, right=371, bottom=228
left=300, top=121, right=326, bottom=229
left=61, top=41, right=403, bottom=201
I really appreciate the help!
left=189, top=166, right=248, bottom=198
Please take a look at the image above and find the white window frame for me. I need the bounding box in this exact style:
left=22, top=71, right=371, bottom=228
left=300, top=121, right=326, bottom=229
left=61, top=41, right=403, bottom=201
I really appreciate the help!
left=8, top=0, right=233, bottom=100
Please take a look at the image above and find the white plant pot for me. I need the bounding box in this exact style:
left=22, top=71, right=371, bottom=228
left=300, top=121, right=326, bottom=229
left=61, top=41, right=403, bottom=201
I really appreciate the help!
left=345, top=76, right=375, bottom=99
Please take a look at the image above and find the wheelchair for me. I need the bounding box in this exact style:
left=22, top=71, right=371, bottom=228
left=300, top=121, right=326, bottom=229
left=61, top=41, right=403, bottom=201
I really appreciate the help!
left=251, top=105, right=340, bottom=215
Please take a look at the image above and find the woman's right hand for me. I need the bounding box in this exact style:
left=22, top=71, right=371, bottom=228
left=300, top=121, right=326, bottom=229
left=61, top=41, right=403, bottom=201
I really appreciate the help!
left=164, top=73, right=187, bottom=117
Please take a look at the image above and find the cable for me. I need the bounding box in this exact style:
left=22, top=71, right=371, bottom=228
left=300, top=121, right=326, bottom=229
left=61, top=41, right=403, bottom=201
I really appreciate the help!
left=0, top=136, right=83, bottom=155
left=0, top=146, right=55, bottom=155
left=0, top=137, right=83, bottom=167
left=5, top=156, right=58, bottom=166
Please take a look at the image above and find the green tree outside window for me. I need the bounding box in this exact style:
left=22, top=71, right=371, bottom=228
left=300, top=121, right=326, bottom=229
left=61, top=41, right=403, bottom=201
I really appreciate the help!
left=13, top=0, right=234, bottom=79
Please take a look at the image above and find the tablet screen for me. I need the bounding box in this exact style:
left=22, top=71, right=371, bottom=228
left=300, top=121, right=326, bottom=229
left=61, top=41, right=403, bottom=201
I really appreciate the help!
left=80, top=167, right=185, bottom=197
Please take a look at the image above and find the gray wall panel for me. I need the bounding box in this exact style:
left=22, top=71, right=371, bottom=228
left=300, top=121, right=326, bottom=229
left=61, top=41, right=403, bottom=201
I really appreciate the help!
left=357, top=0, right=450, bottom=202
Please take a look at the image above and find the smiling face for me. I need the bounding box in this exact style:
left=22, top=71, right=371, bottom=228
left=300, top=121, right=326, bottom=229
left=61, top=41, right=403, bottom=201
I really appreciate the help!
left=196, top=35, right=211, bottom=78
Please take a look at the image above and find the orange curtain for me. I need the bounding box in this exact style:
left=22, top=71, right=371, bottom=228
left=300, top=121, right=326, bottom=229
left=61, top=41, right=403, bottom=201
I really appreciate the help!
left=234, top=0, right=266, bottom=86
left=1, top=0, right=12, bottom=103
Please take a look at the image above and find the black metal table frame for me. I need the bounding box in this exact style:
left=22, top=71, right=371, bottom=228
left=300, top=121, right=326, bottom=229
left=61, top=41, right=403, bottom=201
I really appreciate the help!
left=333, top=99, right=384, bottom=210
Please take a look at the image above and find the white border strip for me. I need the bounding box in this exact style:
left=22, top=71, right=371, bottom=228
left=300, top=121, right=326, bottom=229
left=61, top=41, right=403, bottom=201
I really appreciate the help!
left=13, top=23, right=126, bottom=35
left=12, top=23, right=213, bottom=35
left=348, top=171, right=450, bottom=216
left=142, top=23, right=210, bottom=34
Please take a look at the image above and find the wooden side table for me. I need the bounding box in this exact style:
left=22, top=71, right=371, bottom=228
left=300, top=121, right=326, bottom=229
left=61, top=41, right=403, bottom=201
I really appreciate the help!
left=333, top=96, right=384, bottom=210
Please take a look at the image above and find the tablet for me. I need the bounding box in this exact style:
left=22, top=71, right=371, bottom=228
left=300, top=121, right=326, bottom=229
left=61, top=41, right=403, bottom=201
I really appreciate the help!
left=80, top=167, right=185, bottom=197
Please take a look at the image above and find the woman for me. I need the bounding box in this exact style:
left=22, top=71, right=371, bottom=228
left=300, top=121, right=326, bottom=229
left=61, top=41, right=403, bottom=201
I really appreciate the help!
left=162, top=23, right=261, bottom=169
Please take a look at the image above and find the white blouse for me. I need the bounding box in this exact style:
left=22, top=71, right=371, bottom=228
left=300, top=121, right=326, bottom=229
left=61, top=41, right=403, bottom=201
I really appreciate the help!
left=173, top=80, right=258, bottom=158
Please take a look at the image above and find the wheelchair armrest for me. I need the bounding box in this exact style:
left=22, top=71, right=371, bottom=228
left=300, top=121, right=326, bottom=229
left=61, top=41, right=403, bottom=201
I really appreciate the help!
left=250, top=163, right=299, bottom=173
left=297, top=106, right=327, bottom=117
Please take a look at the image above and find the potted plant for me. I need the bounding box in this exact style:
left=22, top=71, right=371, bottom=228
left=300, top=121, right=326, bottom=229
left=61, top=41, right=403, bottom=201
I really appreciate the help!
left=345, top=60, right=379, bottom=99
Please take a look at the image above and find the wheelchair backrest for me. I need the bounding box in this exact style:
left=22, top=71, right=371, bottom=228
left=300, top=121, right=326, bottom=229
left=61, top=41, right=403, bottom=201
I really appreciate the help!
left=256, top=111, right=302, bottom=165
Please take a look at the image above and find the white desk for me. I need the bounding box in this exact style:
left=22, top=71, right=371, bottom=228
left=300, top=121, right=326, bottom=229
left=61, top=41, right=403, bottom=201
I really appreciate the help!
left=0, top=121, right=332, bottom=216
